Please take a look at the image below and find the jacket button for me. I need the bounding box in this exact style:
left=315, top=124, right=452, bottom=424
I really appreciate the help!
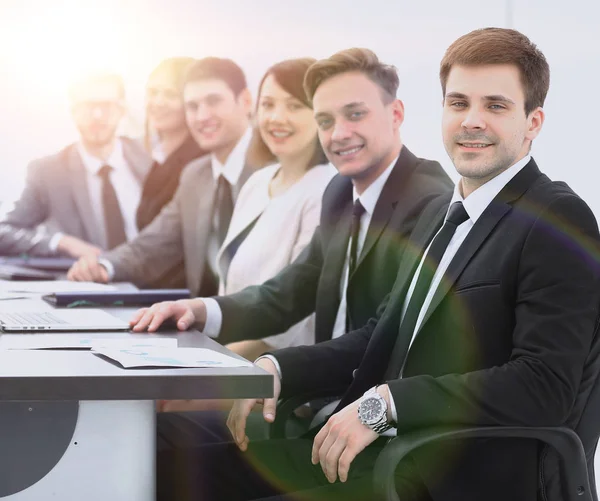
left=352, top=369, right=358, bottom=378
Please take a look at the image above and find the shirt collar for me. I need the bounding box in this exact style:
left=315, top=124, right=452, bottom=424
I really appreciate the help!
left=77, top=138, right=125, bottom=176
left=210, top=128, right=253, bottom=185
left=352, top=150, right=400, bottom=217
left=449, top=155, right=531, bottom=224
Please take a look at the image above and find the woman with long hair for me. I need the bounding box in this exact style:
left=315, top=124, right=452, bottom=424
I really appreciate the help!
left=136, top=57, right=205, bottom=231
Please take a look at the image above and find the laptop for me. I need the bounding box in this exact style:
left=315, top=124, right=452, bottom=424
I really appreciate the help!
left=0, top=309, right=131, bottom=332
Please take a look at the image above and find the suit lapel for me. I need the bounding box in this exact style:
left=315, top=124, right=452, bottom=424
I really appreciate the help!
left=352, top=147, right=418, bottom=274
left=233, top=160, right=257, bottom=200
left=322, top=180, right=354, bottom=308
left=187, top=161, right=216, bottom=295
left=414, top=160, right=543, bottom=338
left=66, top=146, right=105, bottom=248
left=121, top=137, right=152, bottom=183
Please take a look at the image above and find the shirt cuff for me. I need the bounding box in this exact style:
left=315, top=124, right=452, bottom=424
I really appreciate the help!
left=49, top=232, right=64, bottom=252
left=97, top=258, right=115, bottom=281
left=202, top=297, right=222, bottom=338
left=254, top=355, right=282, bottom=380
left=387, top=390, right=398, bottom=423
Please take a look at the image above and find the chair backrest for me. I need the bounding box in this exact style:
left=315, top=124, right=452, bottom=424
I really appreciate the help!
left=571, top=315, right=600, bottom=500
left=542, top=315, right=600, bottom=501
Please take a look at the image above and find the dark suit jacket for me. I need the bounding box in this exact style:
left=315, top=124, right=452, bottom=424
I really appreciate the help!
left=215, top=146, right=453, bottom=345
left=273, top=160, right=600, bottom=500
left=136, top=135, right=204, bottom=231
left=0, top=137, right=151, bottom=256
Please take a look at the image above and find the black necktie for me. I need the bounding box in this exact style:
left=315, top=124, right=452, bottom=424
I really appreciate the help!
left=346, top=199, right=366, bottom=332
left=384, top=201, right=469, bottom=379
left=98, top=165, right=127, bottom=249
left=215, top=174, right=234, bottom=247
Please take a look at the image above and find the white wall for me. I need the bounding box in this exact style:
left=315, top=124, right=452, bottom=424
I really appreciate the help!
left=1, top=0, right=598, bottom=214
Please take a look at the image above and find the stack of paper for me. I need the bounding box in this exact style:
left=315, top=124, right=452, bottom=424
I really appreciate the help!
left=0, top=335, right=177, bottom=351
left=93, top=347, right=253, bottom=369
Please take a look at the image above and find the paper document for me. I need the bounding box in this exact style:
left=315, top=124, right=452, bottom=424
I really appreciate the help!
left=0, top=293, right=28, bottom=301
left=93, top=347, right=253, bottom=369
left=1, top=280, right=117, bottom=294
left=0, top=335, right=178, bottom=350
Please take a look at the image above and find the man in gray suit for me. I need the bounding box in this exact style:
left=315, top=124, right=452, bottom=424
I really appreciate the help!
left=0, top=73, right=151, bottom=258
left=68, top=58, right=258, bottom=297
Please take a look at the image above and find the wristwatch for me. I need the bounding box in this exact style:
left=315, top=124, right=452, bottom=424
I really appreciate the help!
left=358, top=387, right=392, bottom=434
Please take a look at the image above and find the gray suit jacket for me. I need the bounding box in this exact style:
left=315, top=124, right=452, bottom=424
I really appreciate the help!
left=104, top=155, right=257, bottom=295
left=0, top=138, right=151, bottom=256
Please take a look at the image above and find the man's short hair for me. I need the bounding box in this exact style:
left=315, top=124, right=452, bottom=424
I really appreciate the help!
left=182, top=57, right=247, bottom=96
left=68, top=73, right=125, bottom=102
left=440, top=27, right=550, bottom=115
left=303, top=48, right=399, bottom=103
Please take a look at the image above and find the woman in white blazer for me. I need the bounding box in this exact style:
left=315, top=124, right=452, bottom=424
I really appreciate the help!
left=218, top=58, right=336, bottom=362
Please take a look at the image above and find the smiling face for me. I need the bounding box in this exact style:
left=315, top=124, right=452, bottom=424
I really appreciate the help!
left=257, top=74, right=317, bottom=162
left=183, top=78, right=251, bottom=159
left=313, top=71, right=403, bottom=192
left=442, top=64, right=544, bottom=194
left=146, top=70, right=186, bottom=135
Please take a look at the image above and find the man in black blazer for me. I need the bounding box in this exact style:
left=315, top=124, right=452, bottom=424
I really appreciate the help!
left=155, top=29, right=600, bottom=501
left=132, top=49, right=452, bottom=349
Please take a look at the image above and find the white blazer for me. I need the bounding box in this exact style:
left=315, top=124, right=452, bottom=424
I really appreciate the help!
left=216, top=162, right=337, bottom=349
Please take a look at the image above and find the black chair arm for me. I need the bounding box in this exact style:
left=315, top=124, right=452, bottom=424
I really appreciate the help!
left=269, top=386, right=348, bottom=439
left=373, top=425, right=590, bottom=501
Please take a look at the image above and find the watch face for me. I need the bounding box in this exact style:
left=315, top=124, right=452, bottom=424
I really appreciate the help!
left=360, top=397, right=384, bottom=425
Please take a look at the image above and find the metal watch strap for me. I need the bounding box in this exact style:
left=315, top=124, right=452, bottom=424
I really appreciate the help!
left=359, top=389, right=392, bottom=434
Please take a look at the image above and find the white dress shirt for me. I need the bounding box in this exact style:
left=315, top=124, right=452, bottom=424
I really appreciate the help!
left=49, top=139, right=141, bottom=250
left=202, top=153, right=399, bottom=341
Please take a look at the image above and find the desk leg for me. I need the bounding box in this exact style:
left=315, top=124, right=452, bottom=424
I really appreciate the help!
left=5, top=400, right=155, bottom=501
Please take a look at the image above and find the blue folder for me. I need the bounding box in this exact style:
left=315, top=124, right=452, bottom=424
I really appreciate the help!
left=42, top=289, right=191, bottom=307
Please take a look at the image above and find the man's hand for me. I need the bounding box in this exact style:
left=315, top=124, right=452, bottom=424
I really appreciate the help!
left=129, top=299, right=206, bottom=332
left=312, top=385, right=392, bottom=483
left=226, top=357, right=281, bottom=451
left=67, top=255, right=109, bottom=283
left=57, top=235, right=102, bottom=258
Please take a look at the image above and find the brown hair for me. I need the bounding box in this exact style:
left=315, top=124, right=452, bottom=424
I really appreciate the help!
left=303, top=48, right=399, bottom=103
left=182, top=57, right=247, bottom=96
left=248, top=58, right=328, bottom=168
left=144, top=57, right=196, bottom=151
left=440, top=27, right=550, bottom=115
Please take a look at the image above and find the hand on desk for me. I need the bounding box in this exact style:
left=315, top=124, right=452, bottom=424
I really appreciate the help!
left=67, top=255, right=109, bottom=283
left=129, top=298, right=206, bottom=332
left=58, top=235, right=102, bottom=259
left=227, top=357, right=281, bottom=451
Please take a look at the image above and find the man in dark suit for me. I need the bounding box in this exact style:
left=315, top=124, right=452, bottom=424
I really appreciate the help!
left=131, top=48, right=452, bottom=351
left=0, top=73, right=151, bottom=257
left=67, top=58, right=258, bottom=297
left=155, top=29, right=600, bottom=501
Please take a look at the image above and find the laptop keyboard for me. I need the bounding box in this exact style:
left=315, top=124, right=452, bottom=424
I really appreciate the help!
left=0, top=312, right=68, bottom=326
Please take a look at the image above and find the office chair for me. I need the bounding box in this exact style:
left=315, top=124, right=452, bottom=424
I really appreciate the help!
left=374, top=319, right=600, bottom=501
left=272, top=321, right=600, bottom=501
